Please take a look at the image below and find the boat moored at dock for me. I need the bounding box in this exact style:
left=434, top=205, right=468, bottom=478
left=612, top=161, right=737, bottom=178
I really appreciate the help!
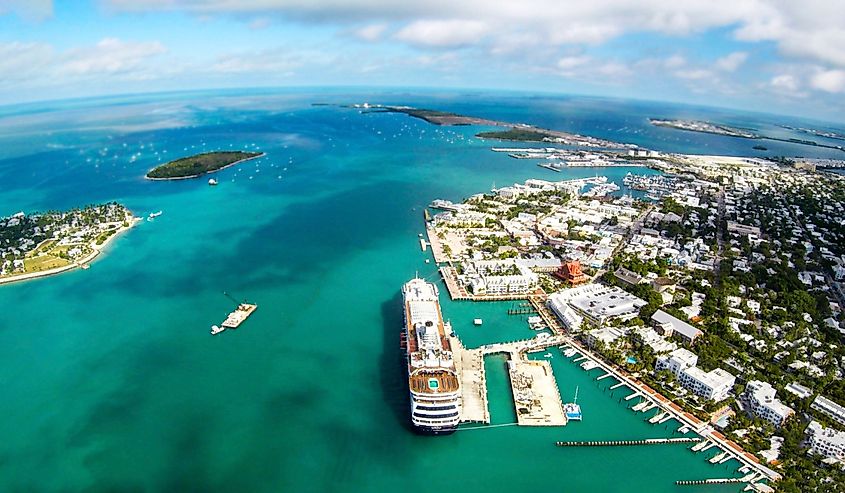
left=564, top=386, right=582, bottom=421
left=402, top=278, right=461, bottom=435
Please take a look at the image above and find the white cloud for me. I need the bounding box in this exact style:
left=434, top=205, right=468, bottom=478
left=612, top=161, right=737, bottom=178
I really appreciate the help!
left=664, top=55, right=686, bottom=69
left=556, top=56, right=590, bottom=71
left=394, top=19, right=488, bottom=48
left=353, top=23, right=387, bottom=42
left=715, top=51, right=748, bottom=72
left=100, top=0, right=845, bottom=73
left=0, top=42, right=54, bottom=81
left=0, top=0, right=52, bottom=20
left=771, top=73, right=799, bottom=92
left=210, top=48, right=304, bottom=74
left=674, top=69, right=712, bottom=80
left=810, top=69, right=845, bottom=93
left=59, top=38, right=167, bottom=76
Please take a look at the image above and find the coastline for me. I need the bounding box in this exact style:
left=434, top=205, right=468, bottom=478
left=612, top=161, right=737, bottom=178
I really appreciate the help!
left=0, top=215, right=141, bottom=286
left=145, top=152, right=266, bottom=181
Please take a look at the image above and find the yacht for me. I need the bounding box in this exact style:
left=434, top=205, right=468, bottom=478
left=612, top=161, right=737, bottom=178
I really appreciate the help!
left=564, top=386, right=582, bottom=421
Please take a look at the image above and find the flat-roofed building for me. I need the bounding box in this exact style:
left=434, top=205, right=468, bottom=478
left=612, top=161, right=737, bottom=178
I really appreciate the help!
left=652, top=309, right=703, bottom=345
left=679, top=367, right=735, bottom=402
left=742, top=380, right=794, bottom=427
left=656, top=348, right=698, bottom=376
left=812, top=395, right=845, bottom=427
left=547, top=283, right=647, bottom=330
left=806, top=421, right=845, bottom=462
left=657, top=348, right=735, bottom=402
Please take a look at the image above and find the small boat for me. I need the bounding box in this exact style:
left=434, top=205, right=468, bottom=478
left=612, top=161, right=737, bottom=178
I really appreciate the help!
left=208, top=178, right=218, bottom=186
left=473, top=318, right=483, bottom=326
left=543, top=352, right=552, bottom=358
left=148, top=210, right=162, bottom=220
left=210, top=325, right=225, bottom=335
left=425, top=259, right=430, bottom=264
left=564, top=386, right=582, bottom=421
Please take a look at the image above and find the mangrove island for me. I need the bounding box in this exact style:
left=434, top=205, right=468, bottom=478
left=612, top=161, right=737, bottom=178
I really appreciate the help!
left=145, top=151, right=264, bottom=180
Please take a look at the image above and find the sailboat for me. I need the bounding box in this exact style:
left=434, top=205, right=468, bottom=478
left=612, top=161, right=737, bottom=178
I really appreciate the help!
left=564, top=386, right=582, bottom=421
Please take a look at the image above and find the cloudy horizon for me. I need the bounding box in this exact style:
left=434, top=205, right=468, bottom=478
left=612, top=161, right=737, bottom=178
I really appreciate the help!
left=1, top=0, right=844, bottom=123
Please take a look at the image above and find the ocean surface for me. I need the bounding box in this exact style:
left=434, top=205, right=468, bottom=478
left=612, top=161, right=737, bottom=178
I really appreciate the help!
left=1, top=89, right=841, bottom=492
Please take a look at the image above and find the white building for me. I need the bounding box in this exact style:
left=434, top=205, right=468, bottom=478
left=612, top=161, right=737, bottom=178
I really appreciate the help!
left=679, top=367, right=735, bottom=402
left=656, top=348, right=698, bottom=376
left=652, top=309, right=703, bottom=344
left=656, top=348, right=735, bottom=402
left=742, top=380, right=794, bottom=427
left=462, top=259, right=539, bottom=295
left=547, top=283, right=646, bottom=331
left=811, top=395, right=845, bottom=427
left=806, top=420, right=845, bottom=462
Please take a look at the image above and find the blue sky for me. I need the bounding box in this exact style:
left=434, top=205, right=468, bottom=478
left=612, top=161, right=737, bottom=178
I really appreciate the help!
left=1, top=0, right=844, bottom=122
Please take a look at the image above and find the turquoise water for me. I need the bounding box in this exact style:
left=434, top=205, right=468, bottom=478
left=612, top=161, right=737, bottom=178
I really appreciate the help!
left=0, top=89, right=812, bottom=491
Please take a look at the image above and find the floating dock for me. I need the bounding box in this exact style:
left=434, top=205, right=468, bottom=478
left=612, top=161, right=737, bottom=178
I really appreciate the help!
left=222, top=303, right=258, bottom=328
left=212, top=303, right=258, bottom=335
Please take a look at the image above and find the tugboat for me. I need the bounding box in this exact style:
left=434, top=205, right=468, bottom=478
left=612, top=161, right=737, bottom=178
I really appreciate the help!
left=564, top=386, right=582, bottom=421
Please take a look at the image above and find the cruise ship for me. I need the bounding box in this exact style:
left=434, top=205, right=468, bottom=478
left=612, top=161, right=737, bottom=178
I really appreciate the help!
left=401, top=278, right=461, bottom=435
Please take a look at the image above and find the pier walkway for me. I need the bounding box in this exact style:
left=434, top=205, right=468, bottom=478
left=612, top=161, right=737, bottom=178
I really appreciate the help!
left=556, top=437, right=700, bottom=447
left=447, top=324, right=490, bottom=424
left=458, top=347, right=490, bottom=424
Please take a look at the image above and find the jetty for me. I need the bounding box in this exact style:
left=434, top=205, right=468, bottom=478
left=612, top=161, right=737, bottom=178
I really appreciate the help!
left=556, top=437, right=700, bottom=447
left=508, top=359, right=567, bottom=426
left=446, top=322, right=490, bottom=424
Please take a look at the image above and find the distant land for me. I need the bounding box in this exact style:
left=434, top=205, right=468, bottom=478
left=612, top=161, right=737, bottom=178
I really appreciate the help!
left=353, top=104, right=506, bottom=126
left=352, top=104, right=631, bottom=149
left=650, top=118, right=845, bottom=153
left=146, top=151, right=264, bottom=180
left=779, top=124, right=845, bottom=142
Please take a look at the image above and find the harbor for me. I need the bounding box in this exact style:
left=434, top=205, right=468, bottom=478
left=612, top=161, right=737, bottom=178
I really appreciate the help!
left=442, top=293, right=781, bottom=489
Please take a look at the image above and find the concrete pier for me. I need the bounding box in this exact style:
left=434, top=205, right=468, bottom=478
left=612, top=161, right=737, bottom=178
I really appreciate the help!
left=610, top=382, right=626, bottom=390
left=507, top=358, right=567, bottom=426
left=597, top=373, right=612, bottom=380
left=447, top=323, right=490, bottom=424
left=625, top=392, right=641, bottom=401
left=458, top=348, right=490, bottom=424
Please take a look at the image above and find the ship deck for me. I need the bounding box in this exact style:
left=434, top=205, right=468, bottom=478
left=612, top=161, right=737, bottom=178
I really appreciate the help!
left=409, top=370, right=460, bottom=394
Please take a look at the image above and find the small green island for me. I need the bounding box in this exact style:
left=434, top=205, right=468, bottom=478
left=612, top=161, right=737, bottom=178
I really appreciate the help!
left=476, top=127, right=558, bottom=141
left=145, top=151, right=264, bottom=180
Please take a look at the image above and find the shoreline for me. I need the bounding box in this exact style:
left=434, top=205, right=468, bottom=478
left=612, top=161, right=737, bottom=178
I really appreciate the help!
left=0, top=215, right=141, bottom=286
left=145, top=152, right=266, bottom=181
